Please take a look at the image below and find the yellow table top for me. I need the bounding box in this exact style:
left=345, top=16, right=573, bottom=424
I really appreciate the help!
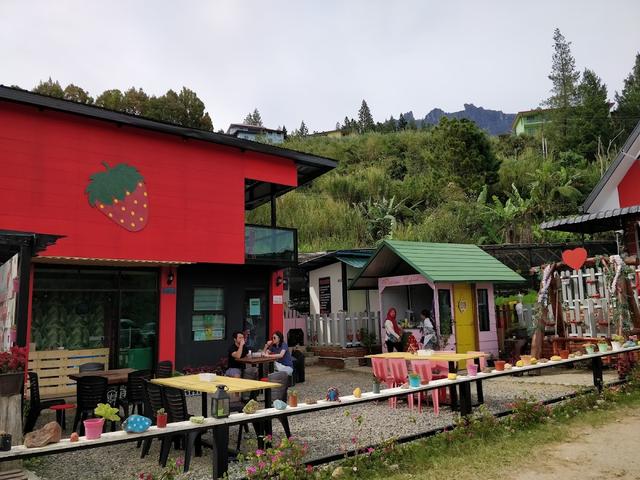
left=365, top=351, right=486, bottom=362
left=151, top=374, right=280, bottom=394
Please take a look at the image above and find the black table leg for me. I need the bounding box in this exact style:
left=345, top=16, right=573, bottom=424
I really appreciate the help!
left=448, top=361, right=459, bottom=410
left=592, top=356, right=604, bottom=393
left=474, top=358, right=484, bottom=404
left=458, top=381, right=473, bottom=417
left=263, top=387, right=273, bottom=444
left=201, top=392, right=208, bottom=417
left=212, top=424, right=229, bottom=479
left=258, top=363, right=264, bottom=379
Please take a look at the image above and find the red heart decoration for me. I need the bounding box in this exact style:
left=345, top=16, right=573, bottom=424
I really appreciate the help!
left=562, top=247, right=588, bottom=270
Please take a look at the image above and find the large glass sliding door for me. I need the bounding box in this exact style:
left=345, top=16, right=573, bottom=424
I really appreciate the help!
left=32, top=267, right=158, bottom=369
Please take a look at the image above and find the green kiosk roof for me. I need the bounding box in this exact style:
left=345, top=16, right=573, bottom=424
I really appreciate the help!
left=349, top=240, right=525, bottom=289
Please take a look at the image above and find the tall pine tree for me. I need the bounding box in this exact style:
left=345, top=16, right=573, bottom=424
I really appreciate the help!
left=545, top=28, right=580, bottom=152
left=243, top=108, right=263, bottom=126
left=358, top=100, right=375, bottom=133
left=614, top=53, right=640, bottom=139
left=570, top=69, right=613, bottom=160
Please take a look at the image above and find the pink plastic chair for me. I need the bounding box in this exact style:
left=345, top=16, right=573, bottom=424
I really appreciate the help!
left=371, top=357, right=396, bottom=408
left=410, top=360, right=440, bottom=415
left=388, top=358, right=412, bottom=409
left=430, top=360, right=449, bottom=403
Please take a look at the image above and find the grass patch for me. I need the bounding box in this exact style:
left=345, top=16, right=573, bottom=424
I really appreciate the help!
left=329, top=379, right=640, bottom=480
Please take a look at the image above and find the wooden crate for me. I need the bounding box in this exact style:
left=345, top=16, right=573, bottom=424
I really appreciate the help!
left=27, top=348, right=109, bottom=398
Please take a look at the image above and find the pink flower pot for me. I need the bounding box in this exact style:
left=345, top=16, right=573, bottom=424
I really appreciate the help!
left=83, top=418, right=105, bottom=440
left=468, top=364, right=478, bottom=377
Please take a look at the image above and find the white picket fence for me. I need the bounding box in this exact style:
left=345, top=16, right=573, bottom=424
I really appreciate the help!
left=305, top=311, right=381, bottom=348
left=559, top=266, right=640, bottom=338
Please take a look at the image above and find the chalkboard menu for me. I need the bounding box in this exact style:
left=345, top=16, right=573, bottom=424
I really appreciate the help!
left=319, top=277, right=331, bottom=315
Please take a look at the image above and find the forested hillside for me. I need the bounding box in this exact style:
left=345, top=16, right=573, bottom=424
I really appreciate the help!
left=247, top=122, right=601, bottom=252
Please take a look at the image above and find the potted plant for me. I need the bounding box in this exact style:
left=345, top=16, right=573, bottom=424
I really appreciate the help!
left=156, top=408, right=168, bottom=428
left=597, top=340, right=609, bottom=353
left=0, top=346, right=27, bottom=395
left=611, top=334, right=624, bottom=351
left=85, top=403, right=120, bottom=440
left=372, top=376, right=381, bottom=394
left=287, top=390, right=298, bottom=408
left=584, top=343, right=595, bottom=355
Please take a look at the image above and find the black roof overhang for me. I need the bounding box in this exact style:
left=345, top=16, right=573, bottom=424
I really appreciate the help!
left=0, top=230, right=63, bottom=263
left=0, top=86, right=337, bottom=210
left=540, top=205, right=640, bottom=234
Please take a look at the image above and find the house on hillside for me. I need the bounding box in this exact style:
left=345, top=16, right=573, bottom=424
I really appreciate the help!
left=512, top=108, right=552, bottom=136
left=0, top=86, right=336, bottom=378
left=227, top=123, right=285, bottom=144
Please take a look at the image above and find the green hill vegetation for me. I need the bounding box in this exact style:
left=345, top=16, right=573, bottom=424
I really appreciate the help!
left=247, top=123, right=602, bottom=252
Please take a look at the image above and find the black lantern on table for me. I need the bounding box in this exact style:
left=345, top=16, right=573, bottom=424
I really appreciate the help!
left=211, top=384, right=230, bottom=418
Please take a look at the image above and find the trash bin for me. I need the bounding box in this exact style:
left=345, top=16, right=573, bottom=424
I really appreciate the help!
left=287, top=328, right=304, bottom=347
left=291, top=349, right=305, bottom=383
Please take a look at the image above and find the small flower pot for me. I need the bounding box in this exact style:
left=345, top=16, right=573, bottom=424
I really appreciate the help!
left=372, top=382, right=381, bottom=394
left=0, top=433, right=11, bottom=451
left=611, top=341, right=622, bottom=351
left=83, top=418, right=105, bottom=440
left=156, top=413, right=168, bottom=428
left=288, top=394, right=298, bottom=408
left=597, top=343, right=609, bottom=353
left=494, top=360, right=506, bottom=371
left=520, top=355, right=532, bottom=366
left=584, top=345, right=595, bottom=355
left=467, top=364, right=478, bottom=377
left=559, top=350, right=570, bottom=360
left=408, top=374, right=421, bottom=388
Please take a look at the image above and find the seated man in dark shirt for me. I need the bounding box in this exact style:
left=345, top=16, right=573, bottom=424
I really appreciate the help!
left=226, top=331, right=249, bottom=378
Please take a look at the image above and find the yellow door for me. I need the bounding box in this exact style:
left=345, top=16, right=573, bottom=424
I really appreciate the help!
left=453, top=284, right=477, bottom=360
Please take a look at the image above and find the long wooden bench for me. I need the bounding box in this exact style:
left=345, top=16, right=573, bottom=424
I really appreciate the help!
left=4, top=345, right=638, bottom=478
left=27, top=348, right=109, bottom=398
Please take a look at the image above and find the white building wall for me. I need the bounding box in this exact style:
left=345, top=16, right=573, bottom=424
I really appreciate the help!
left=308, top=262, right=343, bottom=315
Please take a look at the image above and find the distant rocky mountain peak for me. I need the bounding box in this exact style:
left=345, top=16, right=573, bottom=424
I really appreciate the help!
left=403, top=104, right=516, bottom=135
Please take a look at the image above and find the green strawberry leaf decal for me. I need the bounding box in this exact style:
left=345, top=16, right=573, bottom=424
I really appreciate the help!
left=86, top=162, right=149, bottom=232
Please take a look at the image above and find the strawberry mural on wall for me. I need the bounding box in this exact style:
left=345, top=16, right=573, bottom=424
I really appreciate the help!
left=86, top=162, right=149, bottom=232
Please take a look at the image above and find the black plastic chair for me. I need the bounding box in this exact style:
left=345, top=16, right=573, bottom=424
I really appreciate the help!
left=159, top=387, right=202, bottom=472
left=71, top=376, right=109, bottom=435
left=119, top=369, right=151, bottom=417
left=140, top=379, right=165, bottom=459
left=23, top=372, right=65, bottom=434
left=155, top=360, right=173, bottom=379
left=78, top=362, right=105, bottom=372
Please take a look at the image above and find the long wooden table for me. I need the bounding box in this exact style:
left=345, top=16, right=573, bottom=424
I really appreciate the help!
left=366, top=351, right=487, bottom=408
left=151, top=374, right=280, bottom=473
left=2, top=345, right=639, bottom=479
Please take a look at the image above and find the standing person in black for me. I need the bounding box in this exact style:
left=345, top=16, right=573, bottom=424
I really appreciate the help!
left=226, top=331, right=248, bottom=378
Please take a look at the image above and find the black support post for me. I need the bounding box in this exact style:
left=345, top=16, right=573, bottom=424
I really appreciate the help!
left=16, top=240, right=33, bottom=347
left=212, top=425, right=230, bottom=479
left=592, top=356, right=604, bottom=393
left=448, top=361, right=458, bottom=410
left=458, top=381, right=473, bottom=417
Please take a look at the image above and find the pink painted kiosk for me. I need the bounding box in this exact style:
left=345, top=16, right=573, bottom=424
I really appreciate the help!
left=349, top=241, right=524, bottom=356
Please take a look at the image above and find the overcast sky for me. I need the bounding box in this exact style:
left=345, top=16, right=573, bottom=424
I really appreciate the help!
left=2, top=1, right=639, bottom=132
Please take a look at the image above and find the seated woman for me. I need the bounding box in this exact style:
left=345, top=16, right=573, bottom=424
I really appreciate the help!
left=419, top=309, right=438, bottom=350
left=263, top=330, right=294, bottom=376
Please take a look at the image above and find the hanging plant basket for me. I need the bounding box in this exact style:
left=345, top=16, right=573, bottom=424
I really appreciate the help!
left=0, top=372, right=24, bottom=395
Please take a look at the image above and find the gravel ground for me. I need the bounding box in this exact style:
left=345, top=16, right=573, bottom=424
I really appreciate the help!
left=24, top=364, right=618, bottom=480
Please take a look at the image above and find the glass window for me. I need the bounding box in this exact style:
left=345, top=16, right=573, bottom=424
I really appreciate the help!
left=477, top=288, right=490, bottom=332
left=437, top=289, right=452, bottom=336
left=192, top=288, right=225, bottom=341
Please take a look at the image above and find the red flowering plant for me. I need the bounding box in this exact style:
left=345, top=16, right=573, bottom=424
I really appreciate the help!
left=0, top=346, right=27, bottom=374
